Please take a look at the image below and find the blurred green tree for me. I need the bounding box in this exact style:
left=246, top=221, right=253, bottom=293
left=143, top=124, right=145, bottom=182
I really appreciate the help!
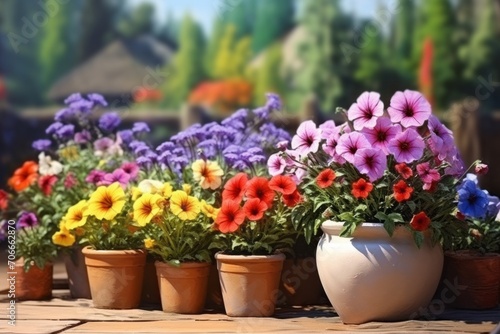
left=253, top=43, right=285, bottom=106
left=252, top=0, right=295, bottom=54
left=392, top=0, right=414, bottom=71
left=204, top=18, right=225, bottom=78
left=157, top=11, right=179, bottom=49
left=213, top=24, right=237, bottom=79
left=161, top=15, right=206, bottom=107
left=117, top=3, right=155, bottom=38
left=220, top=0, right=257, bottom=39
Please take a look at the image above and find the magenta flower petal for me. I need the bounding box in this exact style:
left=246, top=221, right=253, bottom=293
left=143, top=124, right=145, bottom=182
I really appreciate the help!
left=416, top=162, right=441, bottom=184
left=291, top=120, right=322, bottom=156
left=336, top=132, right=371, bottom=163
left=354, top=148, right=387, bottom=182
left=387, top=128, right=425, bottom=163
left=319, top=120, right=336, bottom=140
left=267, top=153, right=287, bottom=176
left=362, top=117, right=402, bottom=154
left=427, top=115, right=455, bottom=159
left=347, top=92, right=384, bottom=130
left=387, top=90, right=431, bottom=128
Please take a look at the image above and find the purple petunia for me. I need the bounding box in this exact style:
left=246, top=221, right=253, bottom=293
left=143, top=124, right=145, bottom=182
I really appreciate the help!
left=267, top=153, right=287, bottom=176
left=98, top=169, right=131, bottom=188
left=132, top=122, right=150, bottom=133
left=387, top=90, right=431, bottom=128
left=353, top=148, right=387, bottom=182
left=416, top=162, right=441, bottom=184
left=362, top=117, right=401, bottom=154
left=86, top=170, right=106, bottom=184
left=291, top=121, right=322, bottom=156
left=32, top=139, right=52, bottom=151
left=319, top=120, right=337, bottom=140
left=427, top=115, right=455, bottom=159
left=56, top=124, right=75, bottom=140
left=117, top=130, right=134, bottom=145
left=94, top=137, right=114, bottom=152
left=99, top=112, right=121, bottom=132
left=335, top=132, right=371, bottom=164
left=120, top=162, right=139, bottom=180
left=17, top=212, right=38, bottom=229
left=74, top=130, right=92, bottom=144
left=347, top=91, right=384, bottom=130
left=387, top=128, right=425, bottom=163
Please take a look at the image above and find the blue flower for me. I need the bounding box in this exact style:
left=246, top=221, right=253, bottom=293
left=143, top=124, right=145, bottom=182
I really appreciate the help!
left=136, top=156, right=152, bottom=169
left=132, top=122, right=150, bottom=133
left=69, top=99, right=93, bottom=113
left=156, top=141, right=175, bottom=153
left=46, top=122, right=63, bottom=135
left=56, top=124, right=75, bottom=140
left=64, top=93, right=82, bottom=105
left=88, top=93, right=108, bottom=107
left=54, top=108, right=76, bottom=122
left=265, top=93, right=282, bottom=111
left=32, top=139, right=52, bottom=151
left=99, top=112, right=121, bottom=132
left=129, top=140, right=146, bottom=150
left=457, top=180, right=489, bottom=218
left=117, top=130, right=134, bottom=144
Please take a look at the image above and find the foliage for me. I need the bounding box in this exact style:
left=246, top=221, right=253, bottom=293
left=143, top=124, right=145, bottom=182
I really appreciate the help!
left=189, top=78, right=252, bottom=114
left=253, top=43, right=285, bottom=106
left=117, top=3, right=155, bottom=38
left=219, top=0, right=257, bottom=39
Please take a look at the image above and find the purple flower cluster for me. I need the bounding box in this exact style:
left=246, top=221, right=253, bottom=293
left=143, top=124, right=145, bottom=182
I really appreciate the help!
left=99, top=112, right=121, bottom=132
left=87, top=162, right=139, bottom=188
left=17, top=212, right=38, bottom=229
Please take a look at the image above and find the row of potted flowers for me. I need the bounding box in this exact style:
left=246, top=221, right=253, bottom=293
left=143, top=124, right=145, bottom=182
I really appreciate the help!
left=1, top=91, right=499, bottom=322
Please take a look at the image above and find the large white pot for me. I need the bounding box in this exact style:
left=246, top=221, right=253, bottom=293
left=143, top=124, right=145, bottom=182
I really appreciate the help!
left=316, top=221, right=443, bottom=324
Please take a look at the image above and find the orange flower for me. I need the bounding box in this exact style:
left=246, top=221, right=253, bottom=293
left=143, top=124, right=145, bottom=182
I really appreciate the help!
left=351, top=178, right=373, bottom=199
left=38, top=175, right=58, bottom=196
left=245, top=177, right=275, bottom=208
left=410, top=212, right=431, bottom=231
left=243, top=198, right=267, bottom=221
left=268, top=175, right=296, bottom=195
left=283, top=190, right=303, bottom=208
left=215, top=200, right=245, bottom=233
left=222, top=173, right=248, bottom=202
left=393, top=180, right=414, bottom=202
left=8, top=161, right=38, bottom=192
left=0, top=189, right=8, bottom=210
left=316, top=169, right=336, bottom=188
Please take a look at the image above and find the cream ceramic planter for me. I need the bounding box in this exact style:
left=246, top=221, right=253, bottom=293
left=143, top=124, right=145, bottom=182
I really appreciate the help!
left=316, top=221, right=443, bottom=324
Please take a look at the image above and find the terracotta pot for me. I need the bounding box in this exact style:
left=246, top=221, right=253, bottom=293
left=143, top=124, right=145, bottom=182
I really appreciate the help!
left=63, top=247, right=91, bottom=299
left=140, top=259, right=161, bottom=305
left=438, top=250, right=500, bottom=309
left=15, top=259, right=53, bottom=300
left=82, top=247, right=146, bottom=309
left=279, top=257, right=323, bottom=306
left=205, top=263, right=224, bottom=310
left=155, top=261, right=210, bottom=314
left=216, top=252, right=285, bottom=317
left=317, top=221, right=443, bottom=324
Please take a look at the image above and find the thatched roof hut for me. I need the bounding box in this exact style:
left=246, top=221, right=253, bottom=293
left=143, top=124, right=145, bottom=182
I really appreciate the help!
left=48, top=35, right=173, bottom=105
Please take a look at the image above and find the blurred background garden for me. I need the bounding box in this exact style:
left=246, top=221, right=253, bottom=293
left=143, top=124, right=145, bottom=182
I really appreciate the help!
left=1, top=0, right=500, bottom=193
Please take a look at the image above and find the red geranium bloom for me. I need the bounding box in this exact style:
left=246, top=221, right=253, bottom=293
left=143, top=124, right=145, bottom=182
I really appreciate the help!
left=38, top=175, right=58, bottom=196
left=8, top=161, right=38, bottom=192
left=316, top=169, right=336, bottom=188
left=0, top=189, right=8, bottom=210
left=393, top=180, right=413, bottom=202
left=395, top=163, right=413, bottom=179
left=245, top=177, right=275, bottom=208
left=222, top=173, right=248, bottom=202
left=215, top=200, right=246, bottom=233
left=243, top=198, right=268, bottom=221
left=410, top=211, right=431, bottom=231
left=283, top=190, right=303, bottom=207
left=268, top=175, right=296, bottom=195
left=351, top=178, right=373, bottom=199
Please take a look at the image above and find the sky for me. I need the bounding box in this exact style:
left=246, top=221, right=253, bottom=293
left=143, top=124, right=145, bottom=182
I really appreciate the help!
left=129, top=0, right=388, bottom=34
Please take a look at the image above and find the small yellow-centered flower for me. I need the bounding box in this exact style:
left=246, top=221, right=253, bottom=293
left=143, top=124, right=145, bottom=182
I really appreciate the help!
left=52, top=230, right=76, bottom=247
left=64, top=200, right=89, bottom=230
left=131, top=187, right=142, bottom=200
left=201, top=200, right=219, bottom=220
left=191, top=159, right=224, bottom=190
left=170, top=190, right=200, bottom=220
left=87, top=182, right=126, bottom=220
left=133, top=193, right=163, bottom=226
left=182, top=184, right=192, bottom=195
left=162, top=183, right=173, bottom=198
left=144, top=238, right=155, bottom=249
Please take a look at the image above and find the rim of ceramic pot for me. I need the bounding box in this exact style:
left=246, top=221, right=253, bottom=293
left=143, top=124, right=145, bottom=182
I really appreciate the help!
left=320, top=220, right=419, bottom=240
left=81, top=246, right=146, bottom=256
left=320, top=220, right=386, bottom=233
left=155, top=261, right=211, bottom=269
left=215, top=252, right=286, bottom=262
left=445, top=249, right=500, bottom=259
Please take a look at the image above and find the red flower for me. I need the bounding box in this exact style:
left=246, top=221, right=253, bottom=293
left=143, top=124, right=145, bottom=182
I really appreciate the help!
left=245, top=177, right=275, bottom=208
left=38, top=175, right=58, bottom=196
left=393, top=180, right=414, bottom=202
left=395, top=163, right=413, bottom=179
left=222, top=173, right=248, bottom=202
left=268, top=175, right=296, bottom=195
left=243, top=198, right=268, bottom=221
left=64, top=173, right=77, bottom=189
left=316, top=169, right=336, bottom=188
left=423, top=181, right=438, bottom=193
left=351, top=178, right=373, bottom=199
left=475, top=163, right=488, bottom=175
left=410, top=211, right=431, bottom=231
left=456, top=211, right=465, bottom=221
left=0, top=189, right=8, bottom=210
left=8, top=161, right=38, bottom=192
left=283, top=190, right=303, bottom=207
left=215, top=200, right=246, bottom=233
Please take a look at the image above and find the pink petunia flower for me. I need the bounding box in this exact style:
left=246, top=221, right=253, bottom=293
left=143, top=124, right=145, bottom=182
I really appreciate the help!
left=98, top=169, right=131, bottom=188
left=353, top=148, right=387, bottom=182
left=322, top=125, right=345, bottom=164
left=362, top=117, right=402, bottom=154
left=336, top=132, right=371, bottom=163
left=427, top=115, right=455, bottom=160
left=444, top=149, right=465, bottom=177
left=291, top=120, right=322, bottom=156
left=416, top=162, right=441, bottom=184
left=387, top=128, right=425, bottom=163
left=347, top=92, right=384, bottom=130
left=319, top=120, right=336, bottom=140
left=387, top=90, right=431, bottom=128
left=267, top=153, right=287, bottom=176
left=120, top=162, right=139, bottom=180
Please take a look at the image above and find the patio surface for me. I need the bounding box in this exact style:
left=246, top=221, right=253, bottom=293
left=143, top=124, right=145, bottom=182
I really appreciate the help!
left=1, top=258, right=499, bottom=333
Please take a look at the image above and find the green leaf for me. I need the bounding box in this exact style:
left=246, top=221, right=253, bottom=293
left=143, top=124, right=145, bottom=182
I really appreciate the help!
left=407, top=201, right=416, bottom=213
left=384, top=220, right=396, bottom=237
left=387, top=213, right=404, bottom=223
left=413, top=232, right=424, bottom=248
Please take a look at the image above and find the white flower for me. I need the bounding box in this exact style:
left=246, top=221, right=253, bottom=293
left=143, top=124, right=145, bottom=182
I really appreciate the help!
left=38, top=152, right=63, bottom=176
left=138, top=180, right=164, bottom=194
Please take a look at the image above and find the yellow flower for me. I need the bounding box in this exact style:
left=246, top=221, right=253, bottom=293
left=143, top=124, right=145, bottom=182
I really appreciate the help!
left=98, top=159, right=107, bottom=168
left=144, top=238, right=155, bottom=249
left=59, top=146, right=79, bottom=161
left=131, top=187, right=142, bottom=200
left=64, top=200, right=89, bottom=230
left=182, top=184, right=192, bottom=195
left=162, top=183, right=173, bottom=198
left=87, top=182, right=126, bottom=220
left=138, top=179, right=164, bottom=194
left=170, top=190, right=200, bottom=220
left=133, top=193, right=163, bottom=226
left=191, top=159, right=224, bottom=190
left=201, top=200, right=220, bottom=220
left=52, top=230, right=76, bottom=247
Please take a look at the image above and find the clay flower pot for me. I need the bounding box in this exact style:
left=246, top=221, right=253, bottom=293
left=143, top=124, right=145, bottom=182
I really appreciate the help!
left=439, top=250, right=500, bottom=310
left=82, top=247, right=146, bottom=309
left=279, top=257, right=323, bottom=306
left=155, top=261, right=210, bottom=314
left=316, top=221, right=443, bottom=324
left=63, top=246, right=91, bottom=299
left=15, top=259, right=53, bottom=301
left=216, top=252, right=285, bottom=317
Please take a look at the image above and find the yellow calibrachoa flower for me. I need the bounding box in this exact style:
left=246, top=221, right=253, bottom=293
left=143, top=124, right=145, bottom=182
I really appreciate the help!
left=59, top=145, right=79, bottom=161
left=170, top=190, right=200, bottom=220
left=131, top=186, right=142, bottom=200
left=191, top=159, right=224, bottom=190
left=52, top=229, right=76, bottom=247
left=138, top=179, right=164, bottom=194
left=133, top=193, right=163, bottom=226
left=64, top=200, right=89, bottom=229
left=182, top=184, right=192, bottom=194
left=87, top=182, right=126, bottom=220
left=201, top=200, right=220, bottom=220
left=162, top=183, right=173, bottom=198
left=144, top=238, right=155, bottom=249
